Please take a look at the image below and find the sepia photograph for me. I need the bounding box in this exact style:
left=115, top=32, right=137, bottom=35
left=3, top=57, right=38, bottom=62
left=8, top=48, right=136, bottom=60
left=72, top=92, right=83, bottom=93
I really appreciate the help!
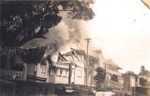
left=0, top=0, right=150, bottom=96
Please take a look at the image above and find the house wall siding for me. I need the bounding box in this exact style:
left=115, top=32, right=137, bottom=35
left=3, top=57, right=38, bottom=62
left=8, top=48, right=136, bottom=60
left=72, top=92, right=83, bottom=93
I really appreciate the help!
left=74, top=67, right=85, bottom=85
left=35, top=61, right=49, bottom=82
left=49, top=75, right=68, bottom=84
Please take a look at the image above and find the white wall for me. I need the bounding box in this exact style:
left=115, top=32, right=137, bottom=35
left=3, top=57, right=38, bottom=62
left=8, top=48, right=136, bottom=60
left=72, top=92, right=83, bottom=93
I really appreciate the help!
left=74, top=65, right=85, bottom=85
left=48, top=68, right=69, bottom=84
left=23, top=63, right=27, bottom=81
left=35, top=60, right=49, bottom=82
left=49, top=75, right=68, bottom=84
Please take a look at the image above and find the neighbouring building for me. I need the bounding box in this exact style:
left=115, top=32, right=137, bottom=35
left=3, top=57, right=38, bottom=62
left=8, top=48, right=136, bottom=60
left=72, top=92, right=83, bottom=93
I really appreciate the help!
left=0, top=46, right=47, bottom=81
left=103, top=59, right=123, bottom=92
left=123, top=74, right=150, bottom=96
left=87, top=50, right=104, bottom=86
left=88, top=55, right=99, bottom=86
left=123, top=75, right=136, bottom=95
left=138, top=66, right=150, bottom=87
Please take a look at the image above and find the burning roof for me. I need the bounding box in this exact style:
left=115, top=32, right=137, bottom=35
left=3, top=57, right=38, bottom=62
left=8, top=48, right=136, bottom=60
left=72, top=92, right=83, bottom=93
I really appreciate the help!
left=17, top=46, right=47, bottom=64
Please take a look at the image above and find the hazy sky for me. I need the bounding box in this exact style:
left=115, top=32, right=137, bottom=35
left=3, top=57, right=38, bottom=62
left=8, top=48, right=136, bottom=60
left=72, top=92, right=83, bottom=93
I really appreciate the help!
left=88, top=0, right=150, bottom=74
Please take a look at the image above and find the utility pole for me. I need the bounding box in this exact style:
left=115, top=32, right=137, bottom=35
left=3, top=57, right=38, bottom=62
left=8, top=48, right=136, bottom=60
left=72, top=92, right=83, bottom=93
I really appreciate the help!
left=104, top=62, right=107, bottom=91
left=134, top=76, right=136, bottom=96
left=68, top=63, right=72, bottom=85
left=85, top=38, right=91, bottom=86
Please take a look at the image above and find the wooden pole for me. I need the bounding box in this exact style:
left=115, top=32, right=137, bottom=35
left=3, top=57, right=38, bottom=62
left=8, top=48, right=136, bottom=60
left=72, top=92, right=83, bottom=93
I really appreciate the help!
left=68, top=63, right=72, bottom=85
left=85, top=38, right=91, bottom=86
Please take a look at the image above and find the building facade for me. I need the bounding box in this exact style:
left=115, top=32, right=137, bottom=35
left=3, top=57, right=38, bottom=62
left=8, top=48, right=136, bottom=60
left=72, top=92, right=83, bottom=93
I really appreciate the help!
left=0, top=51, right=27, bottom=81
left=103, top=59, right=123, bottom=92
left=47, top=49, right=85, bottom=85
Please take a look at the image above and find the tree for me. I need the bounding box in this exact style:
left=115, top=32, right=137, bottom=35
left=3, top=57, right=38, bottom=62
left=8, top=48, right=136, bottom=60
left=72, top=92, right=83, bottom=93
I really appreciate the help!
left=0, top=1, right=95, bottom=48
left=111, top=74, right=118, bottom=82
left=139, top=77, right=147, bottom=86
left=139, top=65, right=150, bottom=76
left=94, top=67, right=106, bottom=91
left=139, top=65, right=146, bottom=76
left=123, top=71, right=136, bottom=76
left=88, top=56, right=99, bottom=75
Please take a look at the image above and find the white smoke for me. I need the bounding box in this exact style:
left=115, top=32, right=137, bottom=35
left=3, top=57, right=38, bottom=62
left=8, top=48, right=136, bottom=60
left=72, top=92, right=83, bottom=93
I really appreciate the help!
left=23, top=11, right=94, bottom=56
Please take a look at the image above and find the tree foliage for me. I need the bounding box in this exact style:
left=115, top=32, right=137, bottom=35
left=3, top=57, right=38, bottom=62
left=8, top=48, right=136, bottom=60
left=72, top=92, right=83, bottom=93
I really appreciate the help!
left=0, top=1, right=95, bottom=47
left=94, top=67, right=106, bottom=91
left=123, top=71, right=136, bottom=76
left=139, top=65, right=150, bottom=76
left=111, top=74, right=118, bottom=82
left=88, top=56, right=99, bottom=75
left=139, top=77, right=147, bottom=86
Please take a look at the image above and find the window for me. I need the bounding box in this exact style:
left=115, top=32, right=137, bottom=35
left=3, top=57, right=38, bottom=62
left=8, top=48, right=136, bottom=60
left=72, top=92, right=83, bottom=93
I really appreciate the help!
left=66, top=70, right=69, bottom=77
left=112, top=65, right=114, bottom=70
left=62, top=70, right=66, bottom=77
left=56, top=69, right=61, bottom=76
left=50, top=70, right=55, bottom=75
left=77, top=69, right=82, bottom=77
left=108, top=64, right=110, bottom=69
left=41, top=65, right=46, bottom=73
left=110, top=64, right=112, bottom=70
left=114, top=66, right=116, bottom=70
left=106, top=64, right=108, bottom=69
left=81, top=55, right=84, bottom=61
left=34, top=65, right=37, bottom=72
left=111, top=74, right=118, bottom=82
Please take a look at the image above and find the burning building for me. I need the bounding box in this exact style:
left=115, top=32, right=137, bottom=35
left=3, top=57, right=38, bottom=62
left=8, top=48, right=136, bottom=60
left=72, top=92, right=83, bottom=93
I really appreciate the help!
left=48, top=48, right=86, bottom=85
left=0, top=44, right=87, bottom=85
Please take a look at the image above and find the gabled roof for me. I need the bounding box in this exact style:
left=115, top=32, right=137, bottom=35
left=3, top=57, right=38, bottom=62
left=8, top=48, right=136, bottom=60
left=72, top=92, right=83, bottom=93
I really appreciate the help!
left=57, top=52, right=68, bottom=63
left=70, top=48, right=86, bottom=56
left=56, top=49, right=85, bottom=64
left=104, top=59, right=122, bottom=69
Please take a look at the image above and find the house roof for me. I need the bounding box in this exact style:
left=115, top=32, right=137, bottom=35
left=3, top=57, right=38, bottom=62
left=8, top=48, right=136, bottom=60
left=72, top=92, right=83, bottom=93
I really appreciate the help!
left=57, top=52, right=68, bottom=62
left=104, top=59, right=122, bottom=70
left=70, top=48, right=86, bottom=56
left=17, top=46, right=47, bottom=64
left=56, top=49, right=85, bottom=64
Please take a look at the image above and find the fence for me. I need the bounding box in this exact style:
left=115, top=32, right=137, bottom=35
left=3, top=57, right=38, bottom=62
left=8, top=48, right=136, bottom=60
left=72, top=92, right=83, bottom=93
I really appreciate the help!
left=0, top=80, right=16, bottom=96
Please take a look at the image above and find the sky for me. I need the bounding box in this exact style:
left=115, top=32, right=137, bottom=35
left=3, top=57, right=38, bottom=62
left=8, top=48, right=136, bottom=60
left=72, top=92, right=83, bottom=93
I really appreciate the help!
left=88, top=0, right=150, bottom=74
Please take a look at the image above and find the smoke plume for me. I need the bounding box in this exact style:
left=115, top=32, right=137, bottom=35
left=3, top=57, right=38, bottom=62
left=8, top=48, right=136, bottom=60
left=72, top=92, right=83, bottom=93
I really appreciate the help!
left=23, top=12, right=90, bottom=54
